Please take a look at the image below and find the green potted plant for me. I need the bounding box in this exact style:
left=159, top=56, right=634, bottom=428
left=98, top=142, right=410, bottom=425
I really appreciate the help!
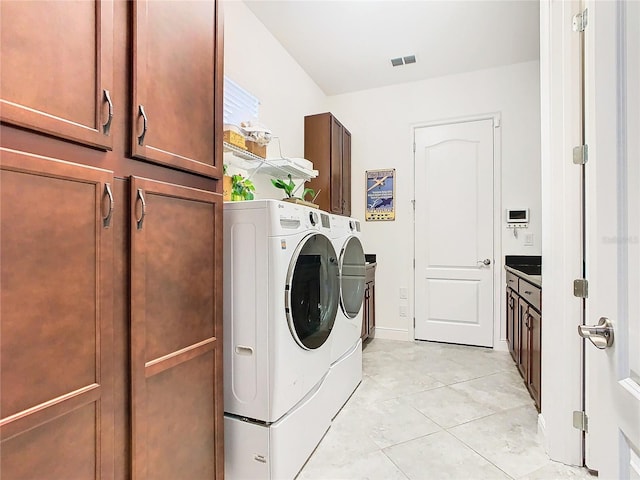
left=271, top=174, right=317, bottom=207
left=231, top=174, right=255, bottom=201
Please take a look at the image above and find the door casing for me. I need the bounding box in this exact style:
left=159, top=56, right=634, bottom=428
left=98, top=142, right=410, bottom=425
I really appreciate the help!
left=410, top=112, right=503, bottom=349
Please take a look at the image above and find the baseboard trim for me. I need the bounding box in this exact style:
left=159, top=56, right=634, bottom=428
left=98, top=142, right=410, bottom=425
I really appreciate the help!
left=538, top=412, right=549, bottom=454
left=371, top=327, right=409, bottom=342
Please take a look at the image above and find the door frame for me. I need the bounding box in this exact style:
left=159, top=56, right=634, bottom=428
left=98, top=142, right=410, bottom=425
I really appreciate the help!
left=410, top=112, right=503, bottom=349
left=539, top=0, right=584, bottom=466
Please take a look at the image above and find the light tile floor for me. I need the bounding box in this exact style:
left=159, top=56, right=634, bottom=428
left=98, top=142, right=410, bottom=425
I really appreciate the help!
left=298, top=339, right=594, bottom=480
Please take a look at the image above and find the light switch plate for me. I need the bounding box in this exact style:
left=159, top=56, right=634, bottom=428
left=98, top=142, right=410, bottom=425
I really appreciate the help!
left=524, top=233, right=534, bottom=246
left=399, top=305, right=408, bottom=316
left=399, top=287, right=408, bottom=299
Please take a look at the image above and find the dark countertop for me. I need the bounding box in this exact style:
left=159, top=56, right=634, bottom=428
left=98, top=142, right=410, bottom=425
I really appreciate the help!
left=505, top=265, right=542, bottom=288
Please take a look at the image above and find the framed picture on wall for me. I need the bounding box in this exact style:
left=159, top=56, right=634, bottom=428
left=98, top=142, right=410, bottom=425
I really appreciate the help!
left=365, top=169, right=395, bottom=221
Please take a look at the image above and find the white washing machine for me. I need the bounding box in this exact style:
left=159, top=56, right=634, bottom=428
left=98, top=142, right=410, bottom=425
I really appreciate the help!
left=223, top=199, right=340, bottom=479
left=325, top=214, right=366, bottom=419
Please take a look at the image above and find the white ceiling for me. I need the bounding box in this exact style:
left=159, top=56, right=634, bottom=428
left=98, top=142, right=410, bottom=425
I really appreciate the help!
left=243, top=0, right=540, bottom=96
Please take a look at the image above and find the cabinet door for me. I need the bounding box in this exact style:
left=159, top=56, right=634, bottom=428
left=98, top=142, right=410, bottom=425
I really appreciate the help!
left=362, top=284, right=370, bottom=340
left=342, top=128, right=352, bottom=216
left=132, top=0, right=222, bottom=179
left=330, top=116, right=344, bottom=214
left=0, top=1, right=114, bottom=150
left=527, top=308, right=542, bottom=409
left=506, top=289, right=516, bottom=359
left=1, top=148, right=114, bottom=479
left=368, top=281, right=376, bottom=338
left=518, top=299, right=529, bottom=379
left=130, top=177, right=223, bottom=480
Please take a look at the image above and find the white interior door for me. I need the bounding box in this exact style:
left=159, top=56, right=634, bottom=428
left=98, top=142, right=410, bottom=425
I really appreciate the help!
left=584, top=1, right=640, bottom=477
left=414, top=119, right=494, bottom=347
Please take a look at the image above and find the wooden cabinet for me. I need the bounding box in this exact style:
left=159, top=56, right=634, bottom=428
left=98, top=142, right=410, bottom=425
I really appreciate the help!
left=362, top=263, right=376, bottom=341
left=0, top=0, right=114, bottom=150
left=506, top=287, right=518, bottom=360
left=305, top=112, right=352, bottom=215
left=132, top=1, right=223, bottom=178
left=1, top=149, right=114, bottom=480
left=130, top=178, right=223, bottom=480
left=1, top=1, right=224, bottom=478
left=505, top=269, right=542, bottom=410
left=525, top=306, right=542, bottom=408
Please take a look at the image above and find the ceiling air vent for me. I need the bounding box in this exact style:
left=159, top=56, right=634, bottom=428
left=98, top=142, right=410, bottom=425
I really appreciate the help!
left=390, top=55, right=417, bottom=67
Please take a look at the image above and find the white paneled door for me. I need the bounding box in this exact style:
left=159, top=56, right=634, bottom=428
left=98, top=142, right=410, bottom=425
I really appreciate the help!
left=414, top=119, right=494, bottom=347
left=584, top=1, right=640, bottom=477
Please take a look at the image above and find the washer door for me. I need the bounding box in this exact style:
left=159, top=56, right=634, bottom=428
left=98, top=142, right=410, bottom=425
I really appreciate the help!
left=286, top=233, right=339, bottom=350
left=339, top=236, right=366, bottom=319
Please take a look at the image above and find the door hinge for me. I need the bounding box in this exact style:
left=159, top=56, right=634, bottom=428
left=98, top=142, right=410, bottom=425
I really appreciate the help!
left=573, top=410, right=589, bottom=432
left=574, top=279, right=589, bottom=298
left=413, top=142, right=416, bottom=153
left=573, top=144, right=589, bottom=164
left=572, top=9, right=588, bottom=32
left=413, top=317, right=416, bottom=329
left=411, top=199, right=416, bottom=210
left=413, top=258, right=416, bottom=269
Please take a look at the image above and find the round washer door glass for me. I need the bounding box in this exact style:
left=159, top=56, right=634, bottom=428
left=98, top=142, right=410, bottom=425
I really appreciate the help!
left=286, top=233, right=339, bottom=349
left=339, top=236, right=366, bottom=318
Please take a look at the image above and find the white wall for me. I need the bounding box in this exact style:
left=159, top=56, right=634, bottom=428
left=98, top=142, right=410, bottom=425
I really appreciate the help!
left=223, top=0, right=327, bottom=198
left=325, top=61, right=542, bottom=343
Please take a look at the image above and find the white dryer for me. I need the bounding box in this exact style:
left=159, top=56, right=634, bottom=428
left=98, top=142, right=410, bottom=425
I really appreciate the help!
left=325, top=214, right=366, bottom=419
left=223, top=199, right=339, bottom=479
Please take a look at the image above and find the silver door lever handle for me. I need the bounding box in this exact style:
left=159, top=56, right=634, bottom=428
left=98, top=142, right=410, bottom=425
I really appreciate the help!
left=477, top=259, right=491, bottom=266
left=578, top=317, right=614, bottom=349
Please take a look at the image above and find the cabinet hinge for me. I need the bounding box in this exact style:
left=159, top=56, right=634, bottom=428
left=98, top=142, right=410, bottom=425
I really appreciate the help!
left=573, top=279, right=589, bottom=298
left=573, top=410, right=589, bottom=432
left=572, top=9, right=588, bottom=32
left=573, top=144, right=588, bottom=164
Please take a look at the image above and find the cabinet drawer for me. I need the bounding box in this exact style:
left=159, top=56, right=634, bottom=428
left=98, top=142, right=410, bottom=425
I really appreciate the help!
left=506, top=271, right=519, bottom=290
left=519, top=281, right=541, bottom=311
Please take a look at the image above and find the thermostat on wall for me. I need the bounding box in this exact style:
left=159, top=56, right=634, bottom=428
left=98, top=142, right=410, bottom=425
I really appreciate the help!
left=506, top=208, right=529, bottom=224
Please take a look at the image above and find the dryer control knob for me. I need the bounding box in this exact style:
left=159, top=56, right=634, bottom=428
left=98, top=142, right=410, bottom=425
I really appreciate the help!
left=309, top=211, right=318, bottom=226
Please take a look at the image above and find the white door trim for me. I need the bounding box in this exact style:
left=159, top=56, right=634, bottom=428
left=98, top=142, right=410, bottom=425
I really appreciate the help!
left=539, top=0, right=584, bottom=466
left=409, top=112, right=503, bottom=349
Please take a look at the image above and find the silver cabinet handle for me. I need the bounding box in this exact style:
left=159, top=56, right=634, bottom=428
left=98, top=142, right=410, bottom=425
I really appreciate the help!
left=135, top=188, right=146, bottom=230
left=103, top=89, right=113, bottom=135
left=137, top=104, right=148, bottom=146
left=524, top=290, right=533, bottom=295
left=103, top=183, right=114, bottom=228
left=578, top=317, right=614, bottom=349
left=478, top=258, right=491, bottom=266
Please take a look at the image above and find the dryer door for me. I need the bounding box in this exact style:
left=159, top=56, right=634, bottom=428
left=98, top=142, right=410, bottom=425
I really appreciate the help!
left=339, top=236, right=366, bottom=318
left=286, top=233, right=339, bottom=350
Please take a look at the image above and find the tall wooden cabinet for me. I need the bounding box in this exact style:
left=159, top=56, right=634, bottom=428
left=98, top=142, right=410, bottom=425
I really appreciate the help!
left=305, top=112, right=352, bottom=216
left=0, top=1, right=224, bottom=479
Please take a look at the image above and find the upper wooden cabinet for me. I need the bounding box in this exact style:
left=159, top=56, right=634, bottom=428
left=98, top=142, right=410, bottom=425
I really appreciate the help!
left=305, top=112, right=352, bottom=216
left=1, top=148, right=114, bottom=480
left=0, top=1, right=114, bottom=150
left=132, top=0, right=223, bottom=178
